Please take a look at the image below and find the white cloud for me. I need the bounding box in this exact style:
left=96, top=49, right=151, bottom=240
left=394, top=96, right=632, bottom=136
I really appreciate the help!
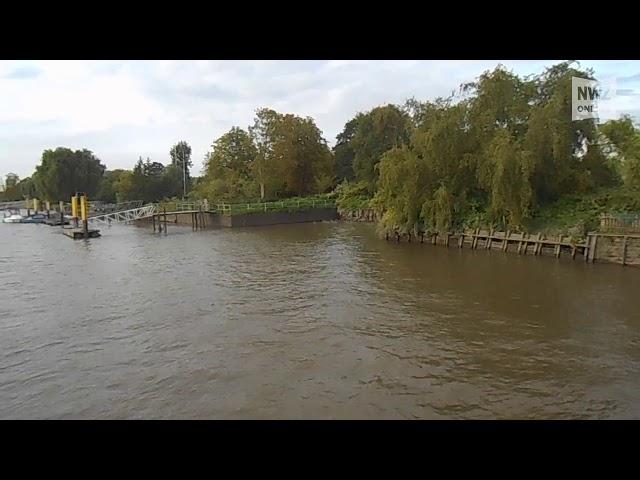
left=1, top=60, right=639, bottom=180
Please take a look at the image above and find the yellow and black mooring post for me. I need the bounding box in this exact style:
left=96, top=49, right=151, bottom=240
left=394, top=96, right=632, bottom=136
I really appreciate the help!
left=71, top=195, right=79, bottom=228
left=79, top=193, right=89, bottom=238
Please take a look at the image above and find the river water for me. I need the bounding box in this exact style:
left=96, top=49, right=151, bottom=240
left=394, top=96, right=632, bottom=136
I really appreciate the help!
left=1, top=220, right=639, bottom=419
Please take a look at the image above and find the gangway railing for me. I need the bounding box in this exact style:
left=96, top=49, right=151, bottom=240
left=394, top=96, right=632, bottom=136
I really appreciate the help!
left=87, top=204, right=156, bottom=225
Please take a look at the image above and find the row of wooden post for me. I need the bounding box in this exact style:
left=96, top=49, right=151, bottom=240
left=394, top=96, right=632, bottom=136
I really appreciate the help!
left=385, top=228, right=588, bottom=260
left=152, top=208, right=207, bottom=234
left=152, top=208, right=168, bottom=235
left=192, top=209, right=206, bottom=231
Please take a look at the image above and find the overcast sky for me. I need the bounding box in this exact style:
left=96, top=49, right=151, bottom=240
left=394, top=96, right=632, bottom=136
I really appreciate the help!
left=2, top=60, right=640, bottom=180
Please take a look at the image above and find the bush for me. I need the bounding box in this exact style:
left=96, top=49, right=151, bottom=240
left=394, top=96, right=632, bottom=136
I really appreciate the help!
left=335, top=180, right=372, bottom=212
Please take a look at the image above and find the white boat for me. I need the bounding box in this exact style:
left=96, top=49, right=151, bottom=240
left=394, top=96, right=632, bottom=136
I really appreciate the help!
left=2, top=214, right=24, bottom=223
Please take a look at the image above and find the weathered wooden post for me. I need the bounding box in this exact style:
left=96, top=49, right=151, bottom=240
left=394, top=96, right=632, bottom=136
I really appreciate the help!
left=163, top=207, right=167, bottom=235
left=518, top=233, right=526, bottom=255
left=502, top=230, right=510, bottom=252
left=555, top=235, right=562, bottom=258
left=622, top=236, right=628, bottom=266
left=152, top=213, right=156, bottom=232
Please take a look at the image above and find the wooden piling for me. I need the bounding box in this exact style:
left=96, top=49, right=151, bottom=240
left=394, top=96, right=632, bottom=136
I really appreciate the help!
left=531, top=233, right=539, bottom=255
left=502, top=230, right=510, bottom=252
left=589, top=234, right=598, bottom=263
left=432, top=232, right=437, bottom=245
left=555, top=235, right=562, bottom=258
left=622, top=236, right=628, bottom=266
left=163, top=207, right=167, bottom=235
left=518, top=233, right=527, bottom=255
left=152, top=214, right=156, bottom=232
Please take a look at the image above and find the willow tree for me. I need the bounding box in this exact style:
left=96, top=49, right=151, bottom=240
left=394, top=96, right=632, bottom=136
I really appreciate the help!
left=352, top=104, right=411, bottom=193
left=374, top=146, right=425, bottom=235
left=484, top=130, right=534, bottom=227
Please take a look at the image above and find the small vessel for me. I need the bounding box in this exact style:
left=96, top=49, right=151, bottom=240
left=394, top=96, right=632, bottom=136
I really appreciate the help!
left=2, top=213, right=24, bottom=223
left=21, top=214, right=47, bottom=224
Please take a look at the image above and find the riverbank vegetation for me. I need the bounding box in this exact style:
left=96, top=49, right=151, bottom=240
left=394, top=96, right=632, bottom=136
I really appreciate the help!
left=2, top=61, right=639, bottom=235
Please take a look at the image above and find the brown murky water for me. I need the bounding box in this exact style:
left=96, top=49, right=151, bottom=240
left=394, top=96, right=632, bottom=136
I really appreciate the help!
left=1, top=220, right=639, bottom=419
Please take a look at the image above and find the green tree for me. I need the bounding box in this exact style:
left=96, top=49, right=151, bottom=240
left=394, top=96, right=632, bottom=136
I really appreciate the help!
left=600, top=115, right=640, bottom=187
left=1, top=173, right=21, bottom=200
left=97, top=169, right=127, bottom=203
left=169, top=141, right=193, bottom=198
left=248, top=108, right=334, bottom=200
left=272, top=114, right=334, bottom=196
left=333, top=114, right=363, bottom=182
left=352, top=104, right=411, bottom=193
left=198, top=127, right=258, bottom=202
left=34, top=148, right=106, bottom=201
left=249, top=108, right=281, bottom=200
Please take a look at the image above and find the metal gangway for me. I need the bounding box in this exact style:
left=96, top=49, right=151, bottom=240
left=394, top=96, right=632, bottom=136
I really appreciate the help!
left=87, top=204, right=156, bottom=226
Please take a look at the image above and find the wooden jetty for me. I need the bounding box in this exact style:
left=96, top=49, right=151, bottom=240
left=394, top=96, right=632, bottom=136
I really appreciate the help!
left=62, top=227, right=101, bottom=239
left=388, top=228, right=590, bottom=261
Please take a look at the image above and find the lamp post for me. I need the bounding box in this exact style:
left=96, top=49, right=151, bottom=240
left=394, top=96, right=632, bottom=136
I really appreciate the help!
left=182, top=156, right=186, bottom=200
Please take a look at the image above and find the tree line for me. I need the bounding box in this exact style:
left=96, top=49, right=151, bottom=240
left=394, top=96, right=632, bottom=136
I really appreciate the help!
left=1, top=141, right=194, bottom=204
left=2, top=61, right=639, bottom=230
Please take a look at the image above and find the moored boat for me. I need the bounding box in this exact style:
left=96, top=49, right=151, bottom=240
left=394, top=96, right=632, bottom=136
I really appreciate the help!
left=2, top=213, right=24, bottom=223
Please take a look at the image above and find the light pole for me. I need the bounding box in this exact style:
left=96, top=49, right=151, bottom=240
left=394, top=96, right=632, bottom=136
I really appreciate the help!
left=182, top=155, right=186, bottom=200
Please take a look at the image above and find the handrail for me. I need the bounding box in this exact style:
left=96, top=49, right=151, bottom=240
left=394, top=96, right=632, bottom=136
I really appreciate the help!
left=87, top=204, right=156, bottom=225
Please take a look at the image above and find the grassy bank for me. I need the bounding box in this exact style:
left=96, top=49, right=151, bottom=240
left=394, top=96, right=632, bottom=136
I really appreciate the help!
left=524, top=187, right=640, bottom=235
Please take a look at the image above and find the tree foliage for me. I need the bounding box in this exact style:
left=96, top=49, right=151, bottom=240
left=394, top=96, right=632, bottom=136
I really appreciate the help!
left=351, top=104, right=411, bottom=193
left=34, top=147, right=106, bottom=201
left=600, top=115, right=640, bottom=187
left=370, top=63, right=623, bottom=234
left=197, top=109, right=334, bottom=202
